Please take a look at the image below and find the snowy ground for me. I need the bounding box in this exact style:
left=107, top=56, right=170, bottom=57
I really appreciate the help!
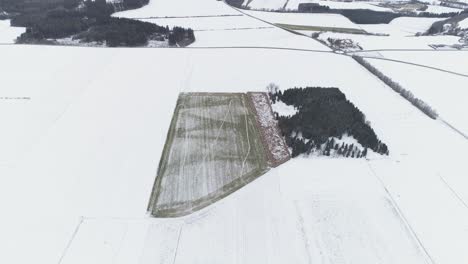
left=189, top=27, right=328, bottom=49
left=241, top=0, right=463, bottom=13
left=0, top=20, right=24, bottom=43
left=360, top=17, right=444, bottom=36
left=313, top=16, right=460, bottom=50
left=285, top=0, right=393, bottom=11
left=61, top=158, right=429, bottom=264
left=114, top=1, right=329, bottom=50
left=138, top=15, right=264, bottom=31
left=364, top=56, right=468, bottom=135
left=376, top=50, right=468, bottom=75
left=458, top=17, right=468, bottom=29
left=316, top=32, right=461, bottom=50
left=1, top=0, right=468, bottom=263
left=114, top=0, right=238, bottom=17
left=1, top=45, right=468, bottom=264
left=423, top=4, right=462, bottom=14
left=244, top=10, right=361, bottom=29
left=272, top=100, right=297, bottom=116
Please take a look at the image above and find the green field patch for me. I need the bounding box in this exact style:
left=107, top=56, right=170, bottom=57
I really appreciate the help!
left=148, top=93, right=269, bottom=217
left=275, top=23, right=368, bottom=34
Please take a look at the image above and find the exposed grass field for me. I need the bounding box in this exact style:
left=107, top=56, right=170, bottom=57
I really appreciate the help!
left=148, top=93, right=268, bottom=217
left=275, top=23, right=367, bottom=34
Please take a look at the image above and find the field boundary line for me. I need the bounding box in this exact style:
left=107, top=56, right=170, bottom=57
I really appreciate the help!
left=438, top=174, right=468, bottom=211
left=221, top=0, right=333, bottom=50
left=356, top=55, right=468, bottom=78
left=57, top=216, right=84, bottom=264
left=294, top=201, right=313, bottom=264
left=366, top=162, right=436, bottom=264
left=352, top=49, right=468, bottom=53
left=172, top=226, right=183, bottom=264
left=439, top=119, right=468, bottom=140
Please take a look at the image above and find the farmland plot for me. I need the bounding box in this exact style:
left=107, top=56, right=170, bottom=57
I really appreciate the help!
left=149, top=93, right=268, bottom=217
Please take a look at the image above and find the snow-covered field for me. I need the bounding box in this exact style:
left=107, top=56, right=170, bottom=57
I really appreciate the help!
left=1, top=44, right=468, bottom=264
left=364, top=56, right=468, bottom=135
left=377, top=50, right=468, bottom=75
left=285, top=0, right=393, bottom=11
left=316, top=32, right=461, bottom=50
left=424, top=4, right=462, bottom=14
left=114, top=0, right=238, bottom=17
left=313, top=16, right=459, bottom=50
left=189, top=27, right=328, bottom=49
left=458, top=17, right=468, bottom=29
left=1, top=0, right=468, bottom=263
left=240, top=0, right=462, bottom=13
left=114, top=0, right=329, bottom=50
left=244, top=10, right=361, bottom=29
left=138, top=15, right=264, bottom=31
left=360, top=17, right=444, bottom=36
left=0, top=20, right=24, bottom=43
left=61, top=158, right=429, bottom=264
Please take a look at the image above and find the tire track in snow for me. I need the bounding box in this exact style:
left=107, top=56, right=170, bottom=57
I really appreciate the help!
left=294, top=201, right=313, bottom=264
left=171, top=226, right=183, bottom=264
left=57, top=217, right=84, bottom=264
left=239, top=97, right=252, bottom=181
left=355, top=55, right=468, bottom=78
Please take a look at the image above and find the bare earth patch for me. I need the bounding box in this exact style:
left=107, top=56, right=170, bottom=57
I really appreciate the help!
left=248, top=92, right=291, bottom=167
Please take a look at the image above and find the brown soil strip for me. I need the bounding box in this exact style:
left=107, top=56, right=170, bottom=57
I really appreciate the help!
left=247, top=92, right=291, bottom=167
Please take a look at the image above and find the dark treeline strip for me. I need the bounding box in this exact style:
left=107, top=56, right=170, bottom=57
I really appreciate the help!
left=0, top=0, right=148, bottom=13
left=1, top=0, right=64, bottom=15
left=73, top=17, right=169, bottom=47
left=353, top=55, right=438, bottom=119
left=225, top=0, right=244, bottom=8
left=270, top=87, right=389, bottom=158
left=5, top=0, right=195, bottom=47
left=224, top=0, right=461, bottom=24
left=298, top=4, right=461, bottom=24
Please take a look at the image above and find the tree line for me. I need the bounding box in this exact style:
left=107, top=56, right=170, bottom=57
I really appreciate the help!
left=297, top=4, right=461, bottom=24
left=223, top=0, right=462, bottom=24
left=352, top=56, right=438, bottom=119
left=5, top=0, right=195, bottom=47
left=0, top=0, right=148, bottom=12
left=270, top=87, right=389, bottom=158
